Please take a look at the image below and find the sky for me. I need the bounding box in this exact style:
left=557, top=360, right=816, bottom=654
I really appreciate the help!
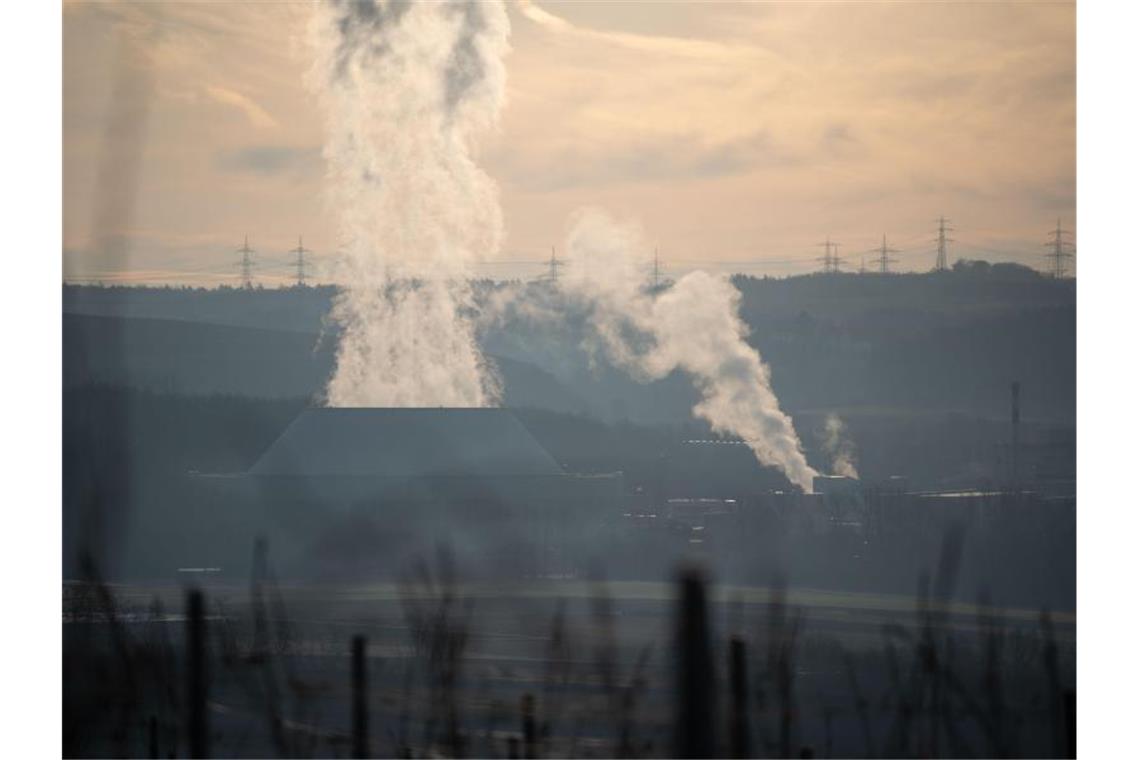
left=62, top=0, right=1076, bottom=286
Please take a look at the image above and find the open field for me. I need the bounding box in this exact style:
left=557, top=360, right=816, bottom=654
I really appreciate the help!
left=64, top=564, right=1076, bottom=758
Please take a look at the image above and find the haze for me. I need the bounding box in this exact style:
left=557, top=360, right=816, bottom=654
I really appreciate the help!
left=63, top=1, right=1075, bottom=284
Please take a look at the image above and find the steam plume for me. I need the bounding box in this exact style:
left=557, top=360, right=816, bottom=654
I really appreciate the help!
left=821, top=413, right=859, bottom=479
left=307, top=0, right=509, bottom=407
left=558, top=210, right=819, bottom=492
left=303, top=2, right=819, bottom=491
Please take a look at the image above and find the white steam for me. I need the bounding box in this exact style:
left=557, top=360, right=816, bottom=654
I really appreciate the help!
left=821, top=413, right=859, bottom=479
left=303, top=3, right=821, bottom=492
left=557, top=210, right=819, bottom=492
left=307, top=0, right=509, bottom=407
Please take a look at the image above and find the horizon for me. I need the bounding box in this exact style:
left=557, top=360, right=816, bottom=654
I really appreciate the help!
left=61, top=247, right=1073, bottom=289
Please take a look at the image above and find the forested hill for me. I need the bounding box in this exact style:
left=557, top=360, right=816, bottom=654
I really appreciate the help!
left=63, top=261, right=1074, bottom=333
left=727, top=265, right=1074, bottom=420
left=63, top=262, right=1075, bottom=422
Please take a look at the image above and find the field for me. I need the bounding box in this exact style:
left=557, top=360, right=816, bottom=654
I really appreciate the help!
left=64, top=545, right=1076, bottom=758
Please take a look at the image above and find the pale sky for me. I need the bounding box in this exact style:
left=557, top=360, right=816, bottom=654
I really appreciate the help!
left=63, top=1, right=1075, bottom=285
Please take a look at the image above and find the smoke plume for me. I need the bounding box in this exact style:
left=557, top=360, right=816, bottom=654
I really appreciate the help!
left=557, top=210, right=819, bottom=492
left=821, top=413, right=859, bottom=479
left=304, top=2, right=819, bottom=491
left=307, top=0, right=509, bottom=407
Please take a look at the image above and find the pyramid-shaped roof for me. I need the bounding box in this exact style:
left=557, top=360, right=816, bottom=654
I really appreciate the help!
left=249, top=408, right=563, bottom=479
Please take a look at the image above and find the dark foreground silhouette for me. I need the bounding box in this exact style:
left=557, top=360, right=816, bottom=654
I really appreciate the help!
left=63, top=536, right=1074, bottom=759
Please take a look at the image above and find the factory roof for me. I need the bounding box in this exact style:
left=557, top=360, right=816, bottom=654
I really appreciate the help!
left=249, top=407, right=564, bottom=479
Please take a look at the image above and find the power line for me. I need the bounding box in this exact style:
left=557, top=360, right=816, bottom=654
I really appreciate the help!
left=815, top=236, right=844, bottom=274
left=867, top=233, right=901, bottom=274
left=815, top=237, right=832, bottom=273
left=546, top=245, right=565, bottom=283
left=1044, top=218, right=1075, bottom=279
left=933, top=216, right=954, bottom=272
left=236, top=235, right=255, bottom=289
left=830, top=241, right=845, bottom=273
left=289, top=235, right=312, bottom=287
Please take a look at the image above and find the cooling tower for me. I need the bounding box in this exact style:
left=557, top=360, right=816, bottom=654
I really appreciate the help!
left=202, top=408, right=623, bottom=578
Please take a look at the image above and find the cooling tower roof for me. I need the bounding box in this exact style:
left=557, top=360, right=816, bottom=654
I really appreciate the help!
left=249, top=407, right=564, bottom=479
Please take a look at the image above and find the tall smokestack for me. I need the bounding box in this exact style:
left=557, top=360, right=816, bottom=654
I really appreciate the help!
left=1011, top=381, right=1021, bottom=486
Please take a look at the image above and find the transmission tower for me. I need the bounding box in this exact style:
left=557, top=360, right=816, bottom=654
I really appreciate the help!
left=1044, top=218, right=1075, bottom=278
left=652, top=247, right=661, bottom=289
left=290, top=235, right=312, bottom=287
left=815, top=237, right=831, bottom=273
left=815, top=237, right=844, bottom=274
left=547, top=245, right=565, bottom=283
left=933, top=216, right=954, bottom=272
left=868, top=233, right=900, bottom=274
left=237, top=235, right=256, bottom=289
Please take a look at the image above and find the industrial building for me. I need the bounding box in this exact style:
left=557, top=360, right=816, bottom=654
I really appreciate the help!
left=811, top=474, right=860, bottom=496
left=201, top=408, right=623, bottom=578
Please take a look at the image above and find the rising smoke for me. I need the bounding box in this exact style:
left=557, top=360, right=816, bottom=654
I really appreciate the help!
left=305, top=2, right=821, bottom=491
left=307, top=0, right=509, bottom=407
left=555, top=210, right=819, bottom=492
left=821, top=413, right=859, bottom=479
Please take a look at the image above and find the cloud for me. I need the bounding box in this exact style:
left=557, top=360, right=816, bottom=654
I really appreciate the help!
left=215, top=145, right=321, bottom=176
left=63, top=0, right=1074, bottom=280
left=515, top=0, right=793, bottom=69
left=1027, top=180, right=1077, bottom=213
left=820, top=122, right=860, bottom=161
left=204, top=84, right=279, bottom=129
left=491, top=130, right=798, bottom=192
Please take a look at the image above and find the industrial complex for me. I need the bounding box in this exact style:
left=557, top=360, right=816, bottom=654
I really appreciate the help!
left=182, top=381, right=1075, bottom=611
left=200, top=408, right=623, bottom=577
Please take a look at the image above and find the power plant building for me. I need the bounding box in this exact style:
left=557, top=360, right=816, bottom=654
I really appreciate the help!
left=215, top=408, right=623, bottom=577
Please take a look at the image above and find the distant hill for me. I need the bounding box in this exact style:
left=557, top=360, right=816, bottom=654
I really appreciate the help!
left=729, top=268, right=1075, bottom=420
left=63, top=312, right=589, bottom=414
left=63, top=284, right=337, bottom=334
left=62, top=268, right=1076, bottom=581
left=64, top=266, right=1075, bottom=422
